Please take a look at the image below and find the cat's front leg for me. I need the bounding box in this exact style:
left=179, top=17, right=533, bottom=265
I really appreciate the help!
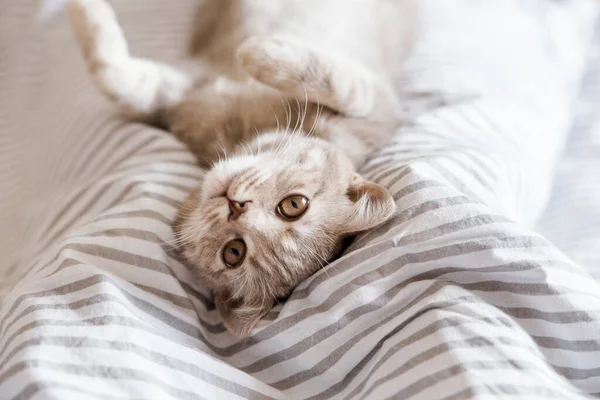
left=69, top=0, right=192, bottom=118
left=236, top=36, right=399, bottom=119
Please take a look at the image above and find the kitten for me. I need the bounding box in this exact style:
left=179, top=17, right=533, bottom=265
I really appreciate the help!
left=68, top=0, right=416, bottom=338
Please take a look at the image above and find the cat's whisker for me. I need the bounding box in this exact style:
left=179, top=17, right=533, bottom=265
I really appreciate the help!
left=222, top=272, right=246, bottom=286
left=171, top=223, right=205, bottom=247
left=305, top=243, right=329, bottom=271
left=271, top=98, right=292, bottom=159
left=242, top=140, right=253, bottom=157
left=269, top=104, right=281, bottom=135
left=281, top=97, right=292, bottom=135
left=251, top=124, right=261, bottom=153
left=214, top=137, right=229, bottom=162
left=265, top=287, right=278, bottom=308
left=228, top=270, right=251, bottom=302
left=292, top=97, right=302, bottom=135
left=286, top=99, right=293, bottom=134
left=169, top=233, right=199, bottom=247
left=274, top=102, right=295, bottom=160
left=307, top=98, right=323, bottom=138
left=274, top=113, right=281, bottom=135
left=279, top=135, right=296, bottom=161
left=298, top=83, right=309, bottom=134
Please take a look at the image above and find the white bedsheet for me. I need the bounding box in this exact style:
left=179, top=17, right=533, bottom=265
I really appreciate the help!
left=1, top=1, right=600, bottom=399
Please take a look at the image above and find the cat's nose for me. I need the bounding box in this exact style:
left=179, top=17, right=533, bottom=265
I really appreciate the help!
left=228, top=198, right=249, bottom=221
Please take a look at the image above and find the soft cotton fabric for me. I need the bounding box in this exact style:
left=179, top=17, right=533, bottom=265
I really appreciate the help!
left=1, top=1, right=600, bottom=399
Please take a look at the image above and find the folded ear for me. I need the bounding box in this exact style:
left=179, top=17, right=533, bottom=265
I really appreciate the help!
left=214, top=292, right=272, bottom=338
left=341, top=175, right=396, bottom=234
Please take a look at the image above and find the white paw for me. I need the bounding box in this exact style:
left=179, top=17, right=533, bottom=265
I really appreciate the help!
left=236, top=36, right=302, bottom=87
left=68, top=0, right=128, bottom=68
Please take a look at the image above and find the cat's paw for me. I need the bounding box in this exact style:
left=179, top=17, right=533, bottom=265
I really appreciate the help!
left=68, top=0, right=128, bottom=72
left=236, top=36, right=305, bottom=91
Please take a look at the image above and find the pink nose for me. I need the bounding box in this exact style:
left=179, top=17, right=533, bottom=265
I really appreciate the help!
left=228, top=198, right=248, bottom=221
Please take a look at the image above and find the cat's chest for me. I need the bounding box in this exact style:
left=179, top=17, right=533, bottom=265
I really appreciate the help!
left=169, top=79, right=332, bottom=151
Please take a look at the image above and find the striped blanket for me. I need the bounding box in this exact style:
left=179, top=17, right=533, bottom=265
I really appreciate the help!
left=2, top=0, right=600, bottom=399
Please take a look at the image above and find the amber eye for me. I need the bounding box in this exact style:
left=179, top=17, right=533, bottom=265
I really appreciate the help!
left=222, top=239, right=246, bottom=267
left=277, top=195, right=309, bottom=220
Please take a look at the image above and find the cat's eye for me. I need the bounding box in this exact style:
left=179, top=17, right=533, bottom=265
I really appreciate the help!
left=222, top=239, right=246, bottom=267
left=277, top=195, right=309, bottom=220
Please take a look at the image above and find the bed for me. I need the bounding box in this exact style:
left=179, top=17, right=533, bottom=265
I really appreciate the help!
left=1, top=0, right=600, bottom=398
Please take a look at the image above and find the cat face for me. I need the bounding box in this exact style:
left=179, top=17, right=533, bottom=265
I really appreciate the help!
left=174, top=133, right=395, bottom=338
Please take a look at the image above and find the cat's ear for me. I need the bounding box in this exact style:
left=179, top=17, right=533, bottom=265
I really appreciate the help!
left=214, top=293, right=272, bottom=338
left=341, top=175, right=396, bottom=234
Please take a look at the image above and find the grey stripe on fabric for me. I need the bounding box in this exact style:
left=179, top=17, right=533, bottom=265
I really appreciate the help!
left=38, top=134, right=161, bottom=241
left=25, top=225, right=179, bottom=282
left=55, top=114, right=118, bottom=182
left=238, top=256, right=568, bottom=368
left=444, top=152, right=496, bottom=193
left=363, top=360, right=566, bottom=400
left=391, top=179, right=445, bottom=201
left=92, top=209, right=174, bottom=225
left=314, top=316, right=528, bottom=399
left=38, top=177, right=188, bottom=255
left=0, top=293, right=149, bottom=342
left=88, top=130, right=166, bottom=178
left=438, top=385, right=581, bottom=400
left=295, top=234, right=548, bottom=306
left=55, top=243, right=177, bottom=274
left=1, top=336, right=274, bottom=400
left=353, top=339, right=558, bottom=400
left=427, top=160, right=483, bottom=203
left=308, top=215, right=512, bottom=304
left=111, top=157, right=197, bottom=174
left=58, top=115, right=130, bottom=182
left=244, top=297, right=485, bottom=376
left=0, top=275, right=224, bottom=357
left=267, top=293, right=527, bottom=391
left=13, top=381, right=152, bottom=400
left=347, top=195, right=479, bottom=252
left=0, top=249, right=212, bottom=331
left=0, top=258, right=82, bottom=334
left=77, top=124, right=159, bottom=180
left=6, top=255, right=584, bottom=372
left=124, top=190, right=183, bottom=208
left=498, top=307, right=600, bottom=325
left=1, top=360, right=207, bottom=400
left=393, top=214, right=511, bottom=247
left=461, top=149, right=498, bottom=183
left=250, top=256, right=571, bottom=377
left=0, top=292, right=222, bottom=361
left=1, top=248, right=212, bottom=338
left=20, top=205, right=181, bottom=282
left=369, top=164, right=410, bottom=185
left=554, top=365, right=600, bottom=381
left=1, top=315, right=200, bottom=363
left=238, top=237, right=542, bottom=349
left=462, top=281, right=600, bottom=300
left=360, top=157, right=395, bottom=176
left=75, top=227, right=191, bottom=268
left=46, top=177, right=190, bottom=242
left=63, top=238, right=213, bottom=308
left=6, top=259, right=587, bottom=369
left=532, top=335, right=600, bottom=351
left=339, top=297, right=600, bottom=398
